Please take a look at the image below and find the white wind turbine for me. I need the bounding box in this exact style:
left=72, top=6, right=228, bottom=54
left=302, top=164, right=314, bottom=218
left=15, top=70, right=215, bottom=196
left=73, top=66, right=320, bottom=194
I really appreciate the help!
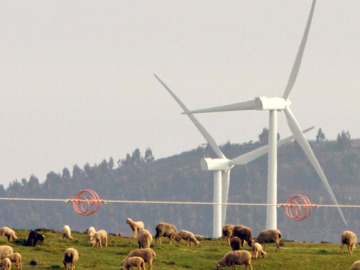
left=154, top=74, right=313, bottom=237
left=184, top=0, right=347, bottom=229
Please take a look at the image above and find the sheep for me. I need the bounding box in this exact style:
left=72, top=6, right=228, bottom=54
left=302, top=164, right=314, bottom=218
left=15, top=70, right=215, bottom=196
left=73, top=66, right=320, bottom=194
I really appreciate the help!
left=222, top=224, right=235, bottom=246
left=63, top=248, right=79, bottom=270
left=155, top=222, right=178, bottom=245
left=0, top=246, right=13, bottom=259
left=6, top=252, right=22, bottom=270
left=87, top=226, right=96, bottom=242
left=87, top=226, right=96, bottom=236
left=126, top=218, right=144, bottom=238
left=230, top=236, right=241, bottom=251
left=121, top=256, right=146, bottom=270
left=0, top=227, right=17, bottom=242
left=26, top=231, right=45, bottom=247
left=255, top=229, right=282, bottom=252
left=0, top=258, right=11, bottom=270
left=350, top=261, right=360, bottom=270
left=175, top=230, right=200, bottom=247
left=62, top=225, right=72, bottom=240
left=341, top=230, right=357, bottom=255
left=137, top=229, right=153, bottom=249
left=91, top=229, right=108, bottom=248
left=232, top=225, right=253, bottom=247
left=252, top=242, right=266, bottom=259
left=127, top=248, right=156, bottom=270
left=216, top=250, right=253, bottom=270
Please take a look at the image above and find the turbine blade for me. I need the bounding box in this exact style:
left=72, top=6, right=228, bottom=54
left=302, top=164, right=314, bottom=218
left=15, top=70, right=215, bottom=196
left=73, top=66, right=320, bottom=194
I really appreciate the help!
left=183, top=100, right=257, bottom=115
left=154, top=74, right=226, bottom=159
left=283, top=0, right=316, bottom=99
left=228, top=126, right=314, bottom=166
left=222, top=170, right=231, bottom=226
left=284, top=107, right=347, bottom=225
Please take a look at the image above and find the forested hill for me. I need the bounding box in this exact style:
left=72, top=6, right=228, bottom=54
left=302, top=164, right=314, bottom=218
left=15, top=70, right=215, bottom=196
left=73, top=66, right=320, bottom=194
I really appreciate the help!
left=1, top=130, right=359, bottom=243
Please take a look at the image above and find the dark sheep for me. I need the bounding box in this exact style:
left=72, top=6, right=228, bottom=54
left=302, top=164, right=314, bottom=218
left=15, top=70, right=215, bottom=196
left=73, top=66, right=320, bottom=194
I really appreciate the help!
left=26, top=231, right=45, bottom=247
left=230, top=236, right=241, bottom=251
left=232, top=225, right=253, bottom=247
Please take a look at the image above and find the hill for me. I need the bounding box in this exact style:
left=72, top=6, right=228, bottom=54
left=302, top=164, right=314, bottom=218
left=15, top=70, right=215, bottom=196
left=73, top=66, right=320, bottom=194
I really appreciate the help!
left=1, top=136, right=359, bottom=243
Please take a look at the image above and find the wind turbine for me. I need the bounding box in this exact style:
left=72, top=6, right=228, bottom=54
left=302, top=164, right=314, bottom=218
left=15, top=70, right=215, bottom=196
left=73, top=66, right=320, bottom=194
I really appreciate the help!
left=184, top=0, right=347, bottom=229
left=154, top=74, right=313, bottom=237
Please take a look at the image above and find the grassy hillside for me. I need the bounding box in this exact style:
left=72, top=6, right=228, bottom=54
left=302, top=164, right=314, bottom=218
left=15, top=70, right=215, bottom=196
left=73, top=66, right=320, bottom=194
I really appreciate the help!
left=2, top=229, right=358, bottom=269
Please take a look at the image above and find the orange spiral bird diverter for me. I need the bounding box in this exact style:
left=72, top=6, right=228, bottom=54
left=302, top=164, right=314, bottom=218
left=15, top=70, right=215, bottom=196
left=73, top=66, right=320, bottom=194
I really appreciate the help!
left=278, top=194, right=318, bottom=221
left=65, top=189, right=106, bottom=216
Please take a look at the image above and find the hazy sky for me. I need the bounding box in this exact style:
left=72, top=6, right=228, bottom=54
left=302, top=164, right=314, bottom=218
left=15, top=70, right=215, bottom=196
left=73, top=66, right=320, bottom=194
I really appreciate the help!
left=1, top=1, right=359, bottom=187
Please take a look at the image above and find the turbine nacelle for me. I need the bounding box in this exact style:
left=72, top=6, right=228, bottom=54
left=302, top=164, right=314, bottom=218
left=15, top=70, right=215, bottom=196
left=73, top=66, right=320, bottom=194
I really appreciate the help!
left=200, top=158, right=232, bottom=171
left=255, top=97, right=291, bottom=111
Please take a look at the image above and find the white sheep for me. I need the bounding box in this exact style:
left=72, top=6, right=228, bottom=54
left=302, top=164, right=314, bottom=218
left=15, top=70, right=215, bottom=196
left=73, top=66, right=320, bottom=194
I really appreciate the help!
left=252, top=242, right=266, bottom=259
left=175, top=230, right=200, bottom=247
left=255, top=229, right=282, bottom=252
left=216, top=250, right=253, bottom=270
left=63, top=248, right=79, bottom=270
left=62, top=225, right=72, bottom=240
left=0, top=258, right=11, bottom=270
left=127, top=248, right=156, bottom=270
left=350, top=260, right=360, bottom=270
left=341, top=230, right=357, bottom=255
left=121, top=256, right=146, bottom=270
left=137, top=229, right=153, bottom=249
left=91, top=229, right=108, bottom=248
left=126, top=218, right=144, bottom=238
left=6, top=252, right=22, bottom=270
left=0, top=246, right=13, bottom=260
left=155, top=222, right=178, bottom=245
left=222, top=224, right=235, bottom=246
left=0, top=227, right=17, bottom=242
left=87, top=226, right=96, bottom=236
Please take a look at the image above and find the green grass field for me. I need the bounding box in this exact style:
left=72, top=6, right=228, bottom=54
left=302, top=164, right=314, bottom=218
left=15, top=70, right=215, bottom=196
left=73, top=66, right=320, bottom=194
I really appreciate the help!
left=2, top=229, right=358, bottom=269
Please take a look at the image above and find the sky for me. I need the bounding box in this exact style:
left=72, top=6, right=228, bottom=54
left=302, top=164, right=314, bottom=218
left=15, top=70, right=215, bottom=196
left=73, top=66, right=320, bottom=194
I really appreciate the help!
left=0, top=1, right=359, bottom=187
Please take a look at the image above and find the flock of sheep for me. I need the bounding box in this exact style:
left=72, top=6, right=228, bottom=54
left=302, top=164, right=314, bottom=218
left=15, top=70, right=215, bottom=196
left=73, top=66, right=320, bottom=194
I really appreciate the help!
left=0, top=221, right=359, bottom=269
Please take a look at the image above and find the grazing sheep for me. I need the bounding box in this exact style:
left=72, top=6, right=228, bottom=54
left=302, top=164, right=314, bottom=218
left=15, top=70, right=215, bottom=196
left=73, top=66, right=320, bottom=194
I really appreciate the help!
left=255, top=229, right=282, bottom=252
left=233, top=225, right=253, bottom=247
left=252, top=242, right=266, bottom=259
left=341, top=230, right=357, bottom=255
left=0, top=258, right=11, bottom=270
left=62, top=225, right=72, bottom=240
left=155, top=223, right=178, bottom=245
left=63, top=248, right=79, bottom=270
left=137, top=229, right=153, bottom=249
left=26, top=231, right=45, bottom=247
left=350, top=261, right=360, bottom=270
left=230, top=236, right=241, bottom=251
left=222, top=224, right=235, bottom=246
left=175, top=230, right=200, bottom=247
left=87, top=226, right=96, bottom=236
left=216, top=250, right=253, bottom=270
left=0, top=246, right=13, bottom=259
left=6, top=252, right=22, bottom=270
left=126, top=218, right=145, bottom=239
left=0, top=227, right=17, bottom=242
left=127, top=248, right=156, bottom=270
left=121, top=256, right=146, bottom=270
left=91, top=229, right=108, bottom=248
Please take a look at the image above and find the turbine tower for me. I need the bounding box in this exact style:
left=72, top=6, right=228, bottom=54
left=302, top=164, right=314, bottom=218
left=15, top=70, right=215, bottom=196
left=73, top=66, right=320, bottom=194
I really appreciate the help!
left=184, top=0, right=347, bottom=229
left=155, top=74, right=313, bottom=237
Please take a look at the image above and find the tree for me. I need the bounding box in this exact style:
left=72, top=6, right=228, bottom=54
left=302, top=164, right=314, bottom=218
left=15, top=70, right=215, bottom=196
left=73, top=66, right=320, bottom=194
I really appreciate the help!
left=144, top=148, right=154, bottom=163
left=131, top=148, right=142, bottom=165
left=316, top=128, right=326, bottom=143
left=258, top=128, right=280, bottom=145
left=337, top=130, right=352, bottom=150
